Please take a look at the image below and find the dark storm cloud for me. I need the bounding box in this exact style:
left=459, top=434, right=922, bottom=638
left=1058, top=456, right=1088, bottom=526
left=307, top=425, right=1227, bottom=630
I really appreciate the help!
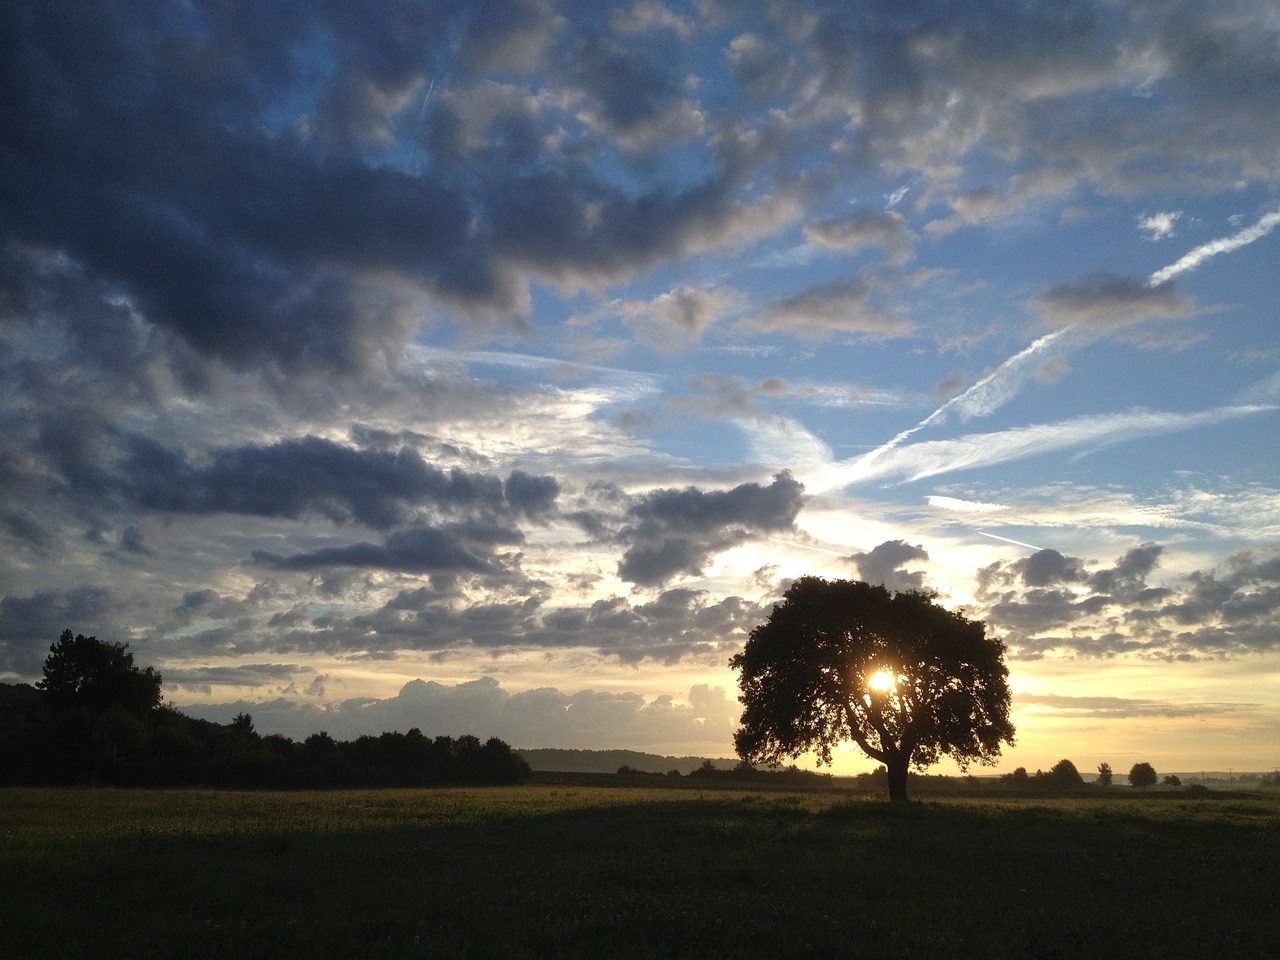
left=849, top=540, right=929, bottom=592
left=1, top=506, right=53, bottom=552
left=504, top=470, right=562, bottom=518
left=110, top=435, right=557, bottom=529
left=574, top=32, right=682, bottom=131
left=253, top=527, right=495, bottom=575
left=616, top=472, right=805, bottom=586
left=0, top=0, right=773, bottom=377
left=0, top=586, right=114, bottom=674
left=4, top=0, right=1273, bottom=387
left=1158, top=548, right=1280, bottom=640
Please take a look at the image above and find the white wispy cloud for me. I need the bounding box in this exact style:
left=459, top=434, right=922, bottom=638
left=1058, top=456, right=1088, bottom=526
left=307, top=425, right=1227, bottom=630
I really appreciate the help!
left=1148, top=210, right=1280, bottom=286
left=841, top=404, right=1276, bottom=485
left=746, top=403, right=1276, bottom=494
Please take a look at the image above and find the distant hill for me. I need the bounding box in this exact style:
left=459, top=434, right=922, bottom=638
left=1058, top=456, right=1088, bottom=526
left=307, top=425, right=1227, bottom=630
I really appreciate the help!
left=516, top=748, right=735, bottom=775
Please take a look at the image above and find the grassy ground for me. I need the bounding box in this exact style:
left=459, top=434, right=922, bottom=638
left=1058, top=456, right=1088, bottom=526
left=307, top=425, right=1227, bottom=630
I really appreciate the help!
left=2, top=786, right=1277, bottom=958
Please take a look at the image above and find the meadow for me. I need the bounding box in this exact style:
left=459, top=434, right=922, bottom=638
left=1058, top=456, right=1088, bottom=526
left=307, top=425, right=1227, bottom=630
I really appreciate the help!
left=2, top=785, right=1277, bottom=959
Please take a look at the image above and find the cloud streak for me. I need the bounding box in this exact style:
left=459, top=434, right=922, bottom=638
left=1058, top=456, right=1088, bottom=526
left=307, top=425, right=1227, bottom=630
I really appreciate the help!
left=1149, top=210, right=1280, bottom=287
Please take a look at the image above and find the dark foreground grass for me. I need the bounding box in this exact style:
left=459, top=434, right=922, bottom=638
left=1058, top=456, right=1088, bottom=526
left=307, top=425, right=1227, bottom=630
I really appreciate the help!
left=2, top=786, right=1277, bottom=959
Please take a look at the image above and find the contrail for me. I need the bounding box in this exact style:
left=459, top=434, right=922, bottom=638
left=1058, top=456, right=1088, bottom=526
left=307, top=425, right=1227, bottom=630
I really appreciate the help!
left=837, top=211, right=1278, bottom=489
left=848, top=327, right=1071, bottom=479
left=1149, top=210, right=1280, bottom=286
left=416, top=77, right=436, bottom=129
left=976, top=531, right=1043, bottom=551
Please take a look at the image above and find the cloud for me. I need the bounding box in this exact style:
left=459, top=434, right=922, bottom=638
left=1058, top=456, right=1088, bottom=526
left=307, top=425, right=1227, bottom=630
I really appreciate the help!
left=758, top=275, right=914, bottom=339
left=1016, top=693, right=1239, bottom=720
left=1031, top=273, right=1193, bottom=330
left=0, top=587, right=115, bottom=674
left=76, top=434, right=558, bottom=537
left=843, top=404, right=1276, bottom=486
left=848, top=540, right=929, bottom=592
left=979, top=544, right=1280, bottom=660
left=617, top=285, right=746, bottom=352
left=1138, top=211, right=1181, bottom=241
left=182, top=675, right=742, bottom=752
left=804, top=209, right=916, bottom=267
left=1015, top=549, right=1090, bottom=588
left=199, top=584, right=768, bottom=666
left=252, top=527, right=498, bottom=576
left=0, top=1, right=804, bottom=376
left=617, top=472, right=806, bottom=585
left=1148, top=210, right=1280, bottom=286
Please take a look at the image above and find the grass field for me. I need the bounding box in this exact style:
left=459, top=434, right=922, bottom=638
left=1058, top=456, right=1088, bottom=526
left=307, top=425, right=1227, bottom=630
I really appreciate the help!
left=2, top=785, right=1277, bottom=958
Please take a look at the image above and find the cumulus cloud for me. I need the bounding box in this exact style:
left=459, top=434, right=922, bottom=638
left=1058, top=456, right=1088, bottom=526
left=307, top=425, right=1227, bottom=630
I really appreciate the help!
left=618, top=285, right=745, bottom=352
left=617, top=472, right=806, bottom=586
left=848, top=540, right=930, bottom=592
left=979, top=544, right=1280, bottom=660
left=1138, top=211, right=1182, bottom=241
left=182, top=675, right=741, bottom=752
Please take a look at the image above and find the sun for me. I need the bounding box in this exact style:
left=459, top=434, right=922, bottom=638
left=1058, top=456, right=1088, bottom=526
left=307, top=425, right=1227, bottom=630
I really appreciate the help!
left=868, top=670, right=897, bottom=692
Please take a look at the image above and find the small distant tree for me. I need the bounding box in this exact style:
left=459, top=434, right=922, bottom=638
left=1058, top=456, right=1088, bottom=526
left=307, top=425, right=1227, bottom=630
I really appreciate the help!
left=1129, top=762, right=1157, bottom=789
left=1163, top=774, right=1182, bottom=787
left=1097, top=762, right=1113, bottom=787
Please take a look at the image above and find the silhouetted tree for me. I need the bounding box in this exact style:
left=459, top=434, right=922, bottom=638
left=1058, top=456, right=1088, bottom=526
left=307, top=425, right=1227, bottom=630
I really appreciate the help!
left=1001, top=766, right=1031, bottom=787
left=1097, top=762, right=1113, bottom=787
left=38, top=630, right=162, bottom=716
left=731, top=577, right=1015, bottom=801
left=1163, top=774, right=1182, bottom=787
left=1035, top=758, right=1085, bottom=789
left=1129, top=762, right=1157, bottom=789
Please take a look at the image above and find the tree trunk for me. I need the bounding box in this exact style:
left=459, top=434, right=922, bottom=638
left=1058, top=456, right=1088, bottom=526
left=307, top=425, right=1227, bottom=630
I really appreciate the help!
left=886, top=756, right=909, bottom=802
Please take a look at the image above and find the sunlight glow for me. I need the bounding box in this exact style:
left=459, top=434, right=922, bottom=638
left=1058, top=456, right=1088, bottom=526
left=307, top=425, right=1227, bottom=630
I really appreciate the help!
left=868, top=670, right=897, bottom=692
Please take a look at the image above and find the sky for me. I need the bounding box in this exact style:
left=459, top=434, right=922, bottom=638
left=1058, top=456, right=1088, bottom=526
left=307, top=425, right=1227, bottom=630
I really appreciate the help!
left=3, top=0, right=1279, bottom=776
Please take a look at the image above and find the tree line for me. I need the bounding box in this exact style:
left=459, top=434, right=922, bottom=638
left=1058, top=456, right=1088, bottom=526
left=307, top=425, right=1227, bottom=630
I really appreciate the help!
left=0, top=630, right=530, bottom=788
left=1000, top=758, right=1186, bottom=790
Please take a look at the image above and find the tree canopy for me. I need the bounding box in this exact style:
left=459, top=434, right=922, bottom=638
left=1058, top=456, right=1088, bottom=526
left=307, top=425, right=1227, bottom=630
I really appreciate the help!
left=37, top=629, right=163, bottom=716
left=730, top=577, right=1015, bottom=801
left=1128, top=762, right=1157, bottom=789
